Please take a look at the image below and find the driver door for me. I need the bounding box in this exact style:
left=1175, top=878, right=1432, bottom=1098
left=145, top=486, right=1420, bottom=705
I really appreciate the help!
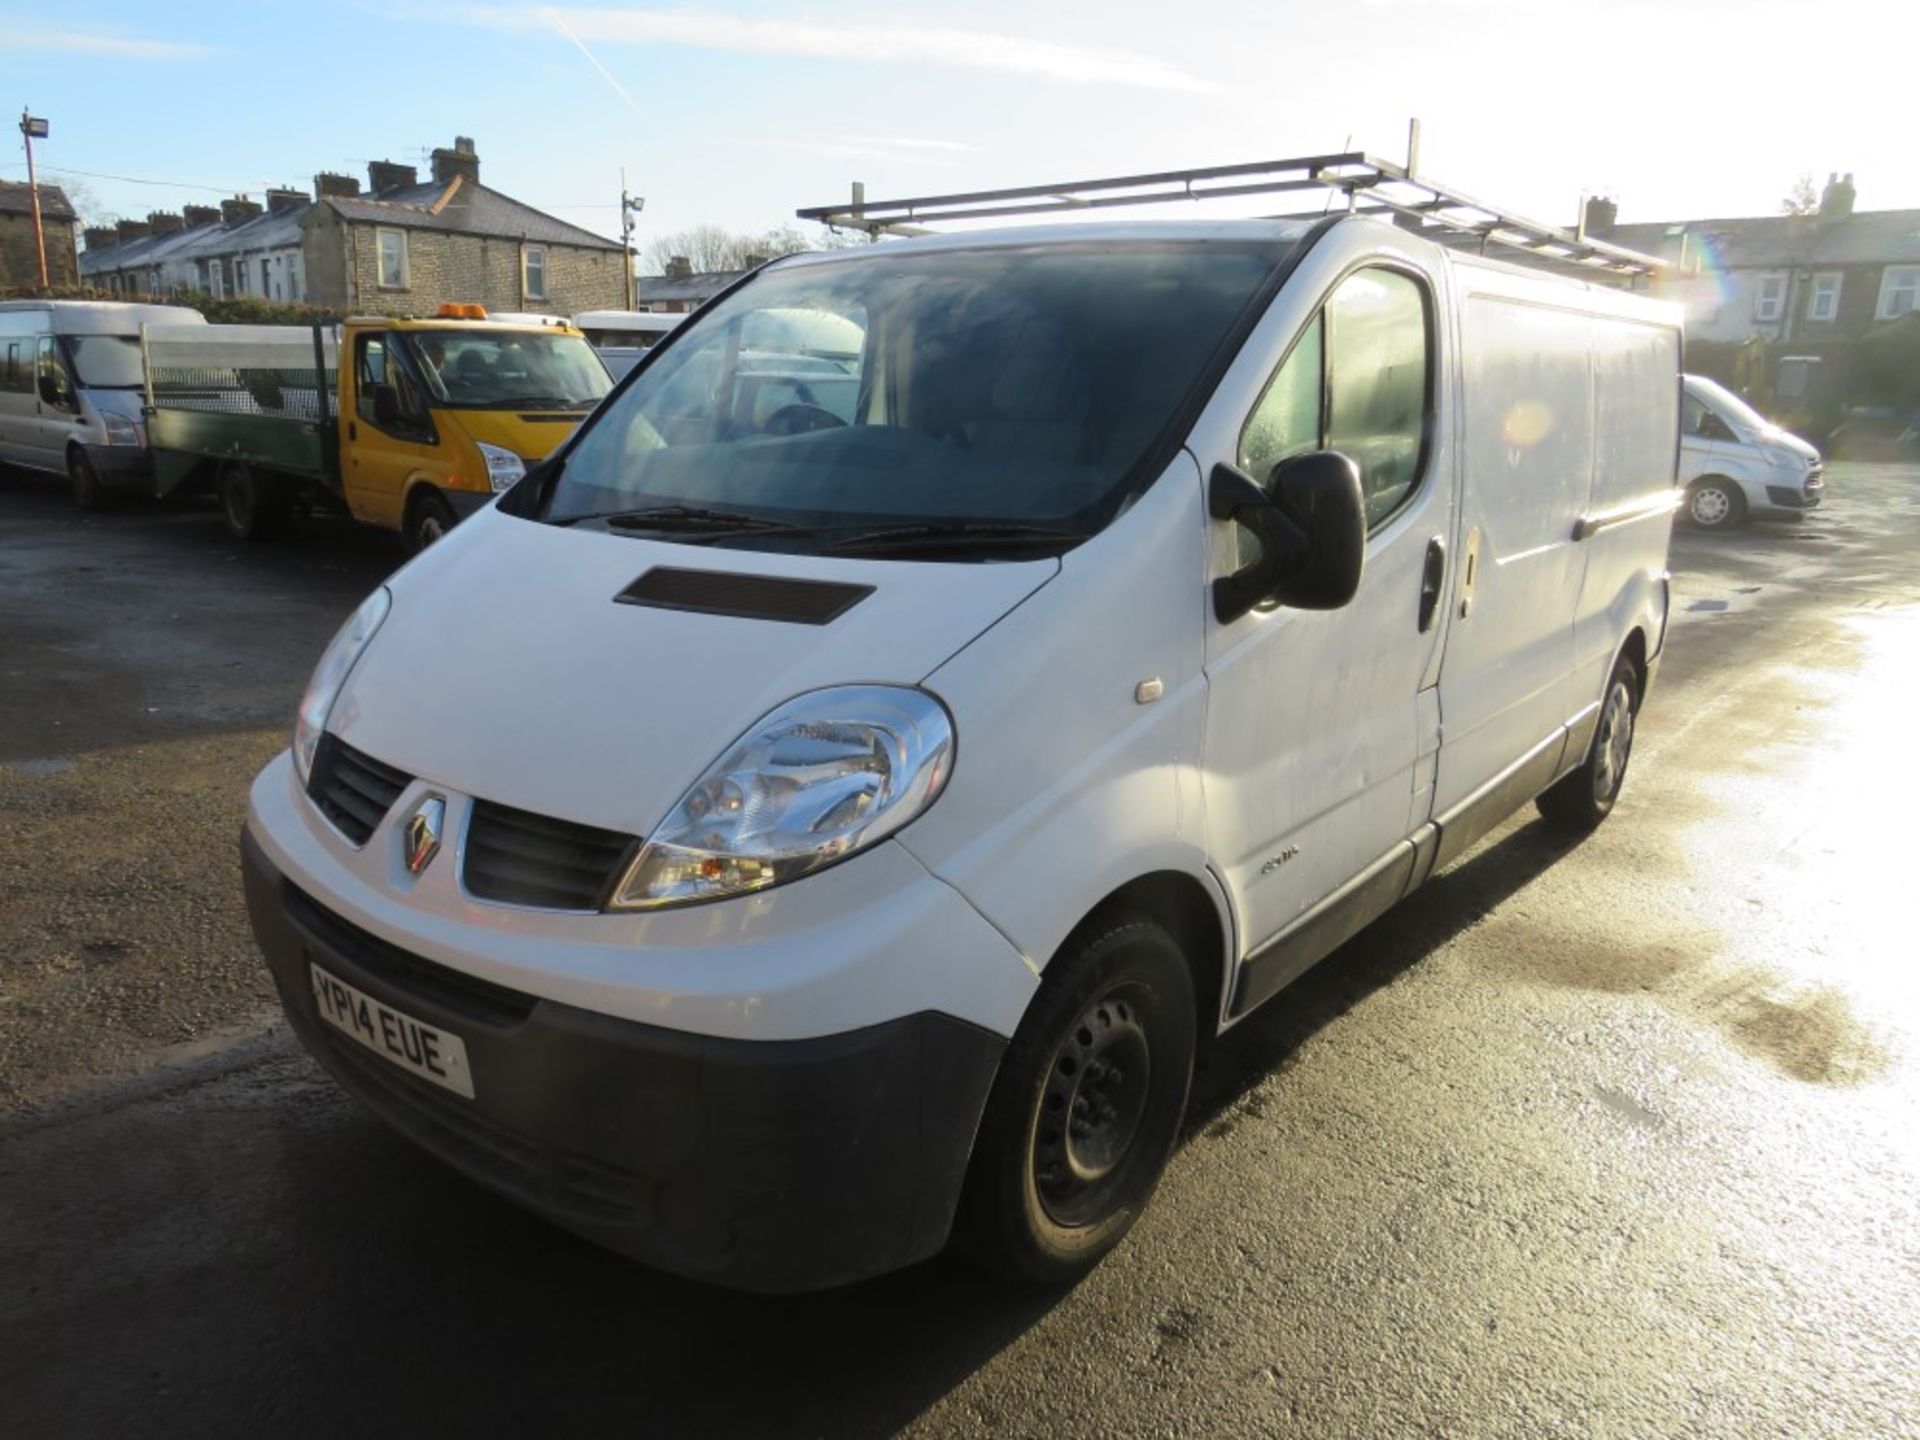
left=344, top=331, right=437, bottom=529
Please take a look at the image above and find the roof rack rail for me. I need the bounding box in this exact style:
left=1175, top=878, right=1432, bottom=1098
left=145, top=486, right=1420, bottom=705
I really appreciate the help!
left=798, top=147, right=1663, bottom=279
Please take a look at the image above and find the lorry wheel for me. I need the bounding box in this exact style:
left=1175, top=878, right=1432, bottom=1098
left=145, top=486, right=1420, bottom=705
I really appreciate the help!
left=220, top=462, right=290, bottom=542
left=957, top=913, right=1195, bottom=1286
left=406, top=491, right=457, bottom=553
left=68, top=450, right=107, bottom=512
left=1685, top=477, right=1745, bottom=530
left=1537, top=657, right=1640, bottom=833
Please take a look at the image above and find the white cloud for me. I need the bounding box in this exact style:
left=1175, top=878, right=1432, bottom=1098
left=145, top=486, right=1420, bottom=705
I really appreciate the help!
left=449, top=5, right=1216, bottom=92
left=0, top=23, right=217, bottom=59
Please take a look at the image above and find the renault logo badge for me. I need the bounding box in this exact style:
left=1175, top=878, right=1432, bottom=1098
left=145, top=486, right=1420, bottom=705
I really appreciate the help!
left=404, top=795, right=446, bottom=876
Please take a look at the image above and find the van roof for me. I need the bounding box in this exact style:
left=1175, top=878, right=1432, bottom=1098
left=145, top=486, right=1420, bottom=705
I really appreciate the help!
left=0, top=299, right=208, bottom=333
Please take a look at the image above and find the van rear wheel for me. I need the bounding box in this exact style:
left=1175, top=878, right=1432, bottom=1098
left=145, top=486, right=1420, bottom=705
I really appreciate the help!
left=957, top=914, right=1195, bottom=1286
left=219, top=462, right=291, bottom=542
left=1538, top=657, right=1640, bottom=833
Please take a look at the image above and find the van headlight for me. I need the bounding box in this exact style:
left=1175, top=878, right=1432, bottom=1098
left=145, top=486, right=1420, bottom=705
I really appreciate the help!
left=476, top=442, right=525, bottom=492
left=101, top=412, right=144, bottom=447
left=293, top=587, right=391, bottom=784
left=608, top=685, right=954, bottom=910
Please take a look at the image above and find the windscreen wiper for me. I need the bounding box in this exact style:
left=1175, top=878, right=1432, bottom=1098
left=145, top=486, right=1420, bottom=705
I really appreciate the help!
left=587, top=505, right=805, bottom=535
left=819, top=521, right=1088, bottom=557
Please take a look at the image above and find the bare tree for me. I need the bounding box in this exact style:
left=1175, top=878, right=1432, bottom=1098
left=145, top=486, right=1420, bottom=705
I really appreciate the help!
left=1781, top=173, right=1819, bottom=217
left=639, top=223, right=858, bottom=273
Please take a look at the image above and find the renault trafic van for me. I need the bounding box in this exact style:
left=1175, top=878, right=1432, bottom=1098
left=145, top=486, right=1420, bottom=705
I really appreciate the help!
left=1678, top=373, right=1823, bottom=528
left=0, top=300, right=207, bottom=507
left=242, top=215, right=1682, bottom=1293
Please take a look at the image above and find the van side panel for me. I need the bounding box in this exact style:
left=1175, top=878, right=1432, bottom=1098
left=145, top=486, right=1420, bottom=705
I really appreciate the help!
left=1433, top=291, right=1595, bottom=816
left=1569, top=319, right=1681, bottom=724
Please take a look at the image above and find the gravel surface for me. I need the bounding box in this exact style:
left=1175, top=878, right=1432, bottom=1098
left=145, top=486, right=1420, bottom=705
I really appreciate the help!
left=1, top=463, right=1916, bottom=1439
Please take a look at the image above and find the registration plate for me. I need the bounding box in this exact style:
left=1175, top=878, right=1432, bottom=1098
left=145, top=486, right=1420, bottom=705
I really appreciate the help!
left=309, top=962, right=475, bottom=1099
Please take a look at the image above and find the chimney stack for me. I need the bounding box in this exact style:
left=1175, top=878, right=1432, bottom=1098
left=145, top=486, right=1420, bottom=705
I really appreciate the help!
left=183, top=204, right=221, bottom=229
left=1819, top=171, right=1856, bottom=220
left=221, top=195, right=264, bottom=225
left=666, top=255, right=693, bottom=281
left=84, top=226, right=119, bottom=252
left=147, top=211, right=186, bottom=235
left=265, top=187, right=308, bottom=214
left=116, top=218, right=152, bottom=244
left=315, top=172, right=362, bottom=199
left=368, top=159, right=417, bottom=194
left=1582, top=195, right=1618, bottom=238
left=430, top=135, right=480, bottom=187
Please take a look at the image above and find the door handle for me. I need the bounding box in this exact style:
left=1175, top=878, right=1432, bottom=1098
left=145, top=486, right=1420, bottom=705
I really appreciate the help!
left=1418, top=535, right=1446, bottom=633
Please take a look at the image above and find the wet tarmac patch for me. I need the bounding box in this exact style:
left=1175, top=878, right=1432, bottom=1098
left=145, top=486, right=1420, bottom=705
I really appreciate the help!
left=6, top=758, right=74, bottom=778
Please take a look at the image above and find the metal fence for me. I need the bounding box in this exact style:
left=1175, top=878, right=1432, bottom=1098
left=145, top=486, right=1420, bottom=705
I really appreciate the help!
left=143, top=323, right=338, bottom=422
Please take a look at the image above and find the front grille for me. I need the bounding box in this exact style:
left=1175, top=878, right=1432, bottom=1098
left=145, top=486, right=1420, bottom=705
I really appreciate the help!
left=464, top=798, right=638, bottom=910
left=308, top=735, right=411, bottom=845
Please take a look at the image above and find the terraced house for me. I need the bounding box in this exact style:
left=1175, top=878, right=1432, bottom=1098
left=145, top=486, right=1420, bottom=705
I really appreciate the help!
left=80, top=138, right=625, bottom=317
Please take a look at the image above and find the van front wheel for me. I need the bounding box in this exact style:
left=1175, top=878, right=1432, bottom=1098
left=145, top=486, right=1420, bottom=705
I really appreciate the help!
left=957, top=915, right=1195, bottom=1286
left=405, top=491, right=457, bottom=553
left=1538, top=658, right=1640, bottom=833
left=68, top=450, right=108, bottom=512
left=1686, top=477, right=1745, bottom=530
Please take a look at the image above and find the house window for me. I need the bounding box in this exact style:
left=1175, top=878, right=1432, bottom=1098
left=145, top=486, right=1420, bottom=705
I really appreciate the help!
left=377, top=228, right=409, bottom=290
left=231, top=258, right=246, bottom=296
left=1877, top=266, right=1920, bottom=320
left=262, top=257, right=274, bottom=299
left=1752, top=273, right=1788, bottom=323
left=522, top=245, right=547, bottom=301
left=288, top=255, right=303, bottom=301
left=1806, top=273, right=1842, bottom=322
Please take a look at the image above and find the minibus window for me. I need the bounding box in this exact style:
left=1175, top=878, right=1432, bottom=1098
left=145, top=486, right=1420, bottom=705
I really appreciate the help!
left=542, top=241, right=1290, bottom=551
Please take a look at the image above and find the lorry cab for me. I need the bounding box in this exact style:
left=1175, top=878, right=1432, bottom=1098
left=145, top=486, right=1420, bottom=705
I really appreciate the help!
left=0, top=299, right=207, bottom=507
left=336, top=307, right=610, bottom=548
left=243, top=206, right=1682, bottom=1294
left=1678, top=373, right=1824, bottom=529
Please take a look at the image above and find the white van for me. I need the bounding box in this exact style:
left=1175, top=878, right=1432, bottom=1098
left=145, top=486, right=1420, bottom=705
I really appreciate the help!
left=572, top=309, right=683, bottom=380
left=0, top=300, right=209, bottom=507
left=242, top=216, right=1681, bottom=1293
left=1678, top=374, right=1823, bottom=529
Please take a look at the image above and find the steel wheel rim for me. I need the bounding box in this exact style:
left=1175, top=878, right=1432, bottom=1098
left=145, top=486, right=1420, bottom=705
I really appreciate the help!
left=1033, top=987, right=1153, bottom=1227
left=1691, top=486, right=1730, bottom=525
left=1594, top=680, right=1634, bottom=801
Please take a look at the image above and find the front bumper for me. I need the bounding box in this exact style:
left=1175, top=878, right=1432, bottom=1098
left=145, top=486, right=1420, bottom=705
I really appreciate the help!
left=80, top=442, right=153, bottom=490
left=243, top=828, right=1005, bottom=1293
left=1763, top=481, right=1823, bottom=511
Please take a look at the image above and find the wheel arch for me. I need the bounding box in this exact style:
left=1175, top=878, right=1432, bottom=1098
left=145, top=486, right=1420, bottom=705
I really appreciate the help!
left=1052, top=868, right=1235, bottom=1050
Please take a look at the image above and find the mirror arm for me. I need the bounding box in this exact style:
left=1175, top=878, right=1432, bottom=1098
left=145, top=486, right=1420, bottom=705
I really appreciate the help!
left=1209, top=463, right=1311, bottom=623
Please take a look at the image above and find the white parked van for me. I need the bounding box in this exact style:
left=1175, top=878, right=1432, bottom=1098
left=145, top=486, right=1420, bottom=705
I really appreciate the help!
left=242, top=214, right=1682, bottom=1292
left=0, top=300, right=208, bottom=507
left=572, top=309, right=683, bottom=380
left=1678, top=374, right=1823, bottom=529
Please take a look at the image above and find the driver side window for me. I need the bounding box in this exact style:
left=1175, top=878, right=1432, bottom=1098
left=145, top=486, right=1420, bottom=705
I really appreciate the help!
left=354, top=333, right=427, bottom=437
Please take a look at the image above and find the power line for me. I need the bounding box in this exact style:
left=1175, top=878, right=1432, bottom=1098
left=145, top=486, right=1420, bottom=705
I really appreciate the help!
left=0, top=160, right=248, bottom=194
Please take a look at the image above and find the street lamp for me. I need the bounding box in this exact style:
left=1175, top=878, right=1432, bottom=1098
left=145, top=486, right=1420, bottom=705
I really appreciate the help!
left=18, top=110, right=50, bottom=289
left=619, top=171, right=645, bottom=311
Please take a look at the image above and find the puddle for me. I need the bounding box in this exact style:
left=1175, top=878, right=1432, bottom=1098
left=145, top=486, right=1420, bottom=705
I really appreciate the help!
left=6, top=758, right=75, bottom=778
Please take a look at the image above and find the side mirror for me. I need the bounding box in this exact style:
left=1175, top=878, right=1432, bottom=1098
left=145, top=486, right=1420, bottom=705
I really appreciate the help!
left=370, top=383, right=402, bottom=429
left=1210, top=452, right=1366, bottom=622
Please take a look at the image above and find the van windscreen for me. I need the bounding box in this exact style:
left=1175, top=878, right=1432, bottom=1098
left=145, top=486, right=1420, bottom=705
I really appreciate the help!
left=66, top=335, right=144, bottom=389
left=538, top=240, right=1287, bottom=555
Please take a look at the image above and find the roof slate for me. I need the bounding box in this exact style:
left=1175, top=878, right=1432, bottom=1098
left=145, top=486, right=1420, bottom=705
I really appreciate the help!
left=321, top=180, right=621, bottom=251
left=0, top=182, right=77, bottom=222
left=1608, top=208, right=1920, bottom=269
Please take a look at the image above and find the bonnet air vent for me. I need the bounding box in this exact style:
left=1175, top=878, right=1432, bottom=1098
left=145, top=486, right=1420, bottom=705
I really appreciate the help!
left=614, top=566, right=875, bottom=625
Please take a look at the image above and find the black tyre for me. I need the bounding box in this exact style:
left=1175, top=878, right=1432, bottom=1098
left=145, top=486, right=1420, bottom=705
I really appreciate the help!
left=68, top=448, right=108, bottom=512
left=1685, top=477, right=1745, bottom=530
left=1538, top=657, right=1640, bottom=833
left=405, top=490, right=457, bottom=553
left=957, top=914, right=1196, bottom=1285
left=219, top=462, right=290, bottom=542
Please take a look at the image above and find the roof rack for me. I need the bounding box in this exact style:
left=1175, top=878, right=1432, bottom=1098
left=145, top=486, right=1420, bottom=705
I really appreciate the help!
left=798, top=143, right=1664, bottom=279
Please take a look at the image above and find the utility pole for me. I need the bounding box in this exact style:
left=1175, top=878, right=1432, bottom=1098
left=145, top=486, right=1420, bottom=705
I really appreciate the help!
left=619, top=170, right=645, bottom=310
left=19, top=109, right=50, bottom=289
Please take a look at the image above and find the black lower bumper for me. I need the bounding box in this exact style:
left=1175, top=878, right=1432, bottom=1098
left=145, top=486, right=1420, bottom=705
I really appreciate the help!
left=81, top=443, right=153, bottom=490
left=444, top=489, right=496, bottom=520
left=1764, top=483, right=1822, bottom=510
left=241, top=830, right=1005, bottom=1293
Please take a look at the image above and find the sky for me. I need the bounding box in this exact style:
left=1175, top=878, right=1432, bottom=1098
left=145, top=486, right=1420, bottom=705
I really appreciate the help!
left=1, top=0, right=1908, bottom=264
